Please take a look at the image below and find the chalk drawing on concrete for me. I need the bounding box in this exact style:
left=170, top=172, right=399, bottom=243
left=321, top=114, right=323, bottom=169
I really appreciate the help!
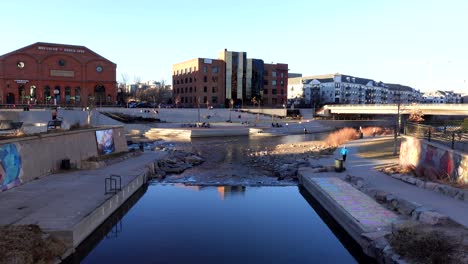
left=0, top=143, right=22, bottom=191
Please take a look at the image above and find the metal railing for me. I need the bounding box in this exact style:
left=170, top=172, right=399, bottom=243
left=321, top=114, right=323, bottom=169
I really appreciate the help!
left=404, top=121, right=468, bottom=152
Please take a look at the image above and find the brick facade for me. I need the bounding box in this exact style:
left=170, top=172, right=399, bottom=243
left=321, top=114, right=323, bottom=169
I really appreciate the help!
left=0, top=42, right=117, bottom=107
left=263, top=63, right=288, bottom=106
left=172, top=58, right=226, bottom=108
left=172, top=50, right=288, bottom=108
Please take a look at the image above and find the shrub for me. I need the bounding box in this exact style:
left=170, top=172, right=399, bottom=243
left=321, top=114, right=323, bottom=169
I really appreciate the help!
left=390, top=224, right=456, bottom=264
left=324, top=127, right=359, bottom=147
left=361, top=126, right=391, bottom=137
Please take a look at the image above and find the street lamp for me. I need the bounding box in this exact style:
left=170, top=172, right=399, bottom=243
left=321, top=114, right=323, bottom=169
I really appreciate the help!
left=393, top=87, right=401, bottom=156
left=197, top=96, right=201, bottom=123
left=228, top=99, right=234, bottom=122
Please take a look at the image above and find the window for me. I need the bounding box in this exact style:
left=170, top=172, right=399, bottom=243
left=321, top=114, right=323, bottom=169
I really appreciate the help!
left=272, top=89, right=277, bottom=95
left=203, top=66, right=207, bottom=73
left=75, top=87, right=81, bottom=102
left=30, top=85, right=36, bottom=99
left=272, top=98, right=277, bottom=104
left=263, top=80, right=268, bottom=85
left=212, top=66, right=219, bottom=73
left=190, top=77, right=192, bottom=83
left=280, top=72, right=284, bottom=78
left=212, top=86, right=217, bottom=93
left=204, top=86, right=207, bottom=92
left=272, top=80, right=277, bottom=86
left=280, top=89, right=284, bottom=95
left=204, top=76, right=207, bottom=82
left=264, top=89, right=268, bottom=94
left=185, top=87, right=188, bottom=93
left=65, top=86, right=71, bottom=103
left=189, top=87, right=192, bottom=93
left=212, top=96, right=218, bottom=104
left=272, top=71, right=277, bottom=77
left=204, top=96, right=207, bottom=103
left=280, top=80, right=284, bottom=86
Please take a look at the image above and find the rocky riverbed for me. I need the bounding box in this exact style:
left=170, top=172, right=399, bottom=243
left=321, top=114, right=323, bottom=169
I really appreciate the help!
left=149, top=137, right=335, bottom=186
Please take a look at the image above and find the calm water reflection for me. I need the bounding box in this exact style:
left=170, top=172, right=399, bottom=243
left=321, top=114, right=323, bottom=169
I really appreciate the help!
left=72, top=184, right=357, bottom=264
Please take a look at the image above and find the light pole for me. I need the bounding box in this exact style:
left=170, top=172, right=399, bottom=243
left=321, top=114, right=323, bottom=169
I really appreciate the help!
left=393, top=87, right=401, bottom=156
left=197, top=96, right=201, bottom=123
left=228, top=99, right=233, bottom=122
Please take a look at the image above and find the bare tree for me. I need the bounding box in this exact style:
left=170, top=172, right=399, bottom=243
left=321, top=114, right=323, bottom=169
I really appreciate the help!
left=133, top=76, right=141, bottom=85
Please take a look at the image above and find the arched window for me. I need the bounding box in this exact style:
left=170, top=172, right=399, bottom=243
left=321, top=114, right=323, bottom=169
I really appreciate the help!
left=65, top=86, right=71, bottom=103
left=44, top=86, right=51, bottom=103
left=75, top=87, right=81, bottom=103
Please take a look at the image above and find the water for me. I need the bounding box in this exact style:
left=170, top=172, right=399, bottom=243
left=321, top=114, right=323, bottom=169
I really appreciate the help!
left=163, top=133, right=329, bottom=185
left=68, top=184, right=361, bottom=264
left=66, top=133, right=370, bottom=263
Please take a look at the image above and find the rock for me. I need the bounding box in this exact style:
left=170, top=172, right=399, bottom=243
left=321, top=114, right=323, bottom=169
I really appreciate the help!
left=424, top=182, right=439, bottom=190
left=415, top=179, right=425, bottom=188
left=443, top=186, right=460, bottom=198
left=419, top=211, right=449, bottom=225
left=375, top=191, right=389, bottom=203
left=184, top=155, right=205, bottom=165
left=396, top=199, right=421, bottom=216
left=411, top=206, right=431, bottom=220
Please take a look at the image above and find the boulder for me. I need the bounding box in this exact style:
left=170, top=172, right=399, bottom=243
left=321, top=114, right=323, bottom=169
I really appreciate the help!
left=419, top=211, right=449, bottom=226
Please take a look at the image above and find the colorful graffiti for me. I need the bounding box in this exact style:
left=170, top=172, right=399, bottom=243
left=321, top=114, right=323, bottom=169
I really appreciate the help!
left=96, top=129, right=115, bottom=155
left=0, top=143, right=22, bottom=191
left=400, top=137, right=468, bottom=184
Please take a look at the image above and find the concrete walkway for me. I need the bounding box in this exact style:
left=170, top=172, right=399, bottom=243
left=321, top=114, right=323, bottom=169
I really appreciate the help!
left=305, top=136, right=468, bottom=229
left=0, top=151, right=166, bottom=247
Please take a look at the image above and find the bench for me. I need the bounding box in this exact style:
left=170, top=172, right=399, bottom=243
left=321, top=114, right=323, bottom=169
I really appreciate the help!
left=47, top=120, right=62, bottom=131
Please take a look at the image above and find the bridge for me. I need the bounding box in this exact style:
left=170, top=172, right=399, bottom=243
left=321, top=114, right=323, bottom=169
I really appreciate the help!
left=321, top=104, right=468, bottom=116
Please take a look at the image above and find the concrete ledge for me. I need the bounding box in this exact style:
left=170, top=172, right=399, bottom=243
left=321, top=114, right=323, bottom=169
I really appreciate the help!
left=68, top=172, right=146, bottom=247
left=300, top=175, right=399, bottom=258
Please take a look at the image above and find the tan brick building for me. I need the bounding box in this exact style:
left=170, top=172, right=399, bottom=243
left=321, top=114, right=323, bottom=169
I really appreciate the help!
left=0, top=42, right=117, bottom=107
left=172, top=50, right=288, bottom=108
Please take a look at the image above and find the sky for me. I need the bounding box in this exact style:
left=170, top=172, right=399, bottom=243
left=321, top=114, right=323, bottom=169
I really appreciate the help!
left=1, top=0, right=467, bottom=93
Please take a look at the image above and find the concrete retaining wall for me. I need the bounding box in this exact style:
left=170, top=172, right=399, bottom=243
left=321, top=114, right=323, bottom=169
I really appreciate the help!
left=0, top=126, right=128, bottom=191
left=400, top=136, right=468, bottom=184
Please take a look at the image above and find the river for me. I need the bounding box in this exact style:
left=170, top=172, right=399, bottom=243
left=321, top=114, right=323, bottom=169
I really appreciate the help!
left=64, top=133, right=371, bottom=263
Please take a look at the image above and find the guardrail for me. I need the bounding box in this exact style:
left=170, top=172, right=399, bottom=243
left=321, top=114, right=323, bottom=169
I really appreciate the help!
left=404, top=121, right=468, bottom=152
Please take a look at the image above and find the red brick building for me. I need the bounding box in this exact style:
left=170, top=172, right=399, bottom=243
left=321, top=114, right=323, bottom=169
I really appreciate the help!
left=173, top=50, right=288, bottom=108
left=172, top=58, right=226, bottom=108
left=0, top=42, right=117, bottom=106
left=263, top=63, right=288, bottom=106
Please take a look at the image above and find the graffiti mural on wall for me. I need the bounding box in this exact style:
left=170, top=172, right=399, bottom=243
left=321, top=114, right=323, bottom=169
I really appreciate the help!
left=0, top=143, right=22, bottom=191
left=400, top=137, right=468, bottom=184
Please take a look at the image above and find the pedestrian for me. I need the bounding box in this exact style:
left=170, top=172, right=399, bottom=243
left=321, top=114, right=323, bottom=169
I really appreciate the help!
left=341, top=146, right=348, bottom=162
left=51, top=107, right=57, bottom=120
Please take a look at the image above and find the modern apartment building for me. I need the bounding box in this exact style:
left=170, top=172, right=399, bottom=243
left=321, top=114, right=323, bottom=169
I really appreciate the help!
left=288, top=73, right=422, bottom=106
left=422, top=90, right=462, bottom=104
left=172, top=50, right=288, bottom=107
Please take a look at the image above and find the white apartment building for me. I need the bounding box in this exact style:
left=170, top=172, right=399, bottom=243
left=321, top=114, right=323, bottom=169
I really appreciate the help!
left=288, top=73, right=422, bottom=106
left=422, top=90, right=462, bottom=104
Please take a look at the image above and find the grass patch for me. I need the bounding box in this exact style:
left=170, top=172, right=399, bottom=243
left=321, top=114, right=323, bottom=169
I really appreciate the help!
left=357, top=138, right=401, bottom=160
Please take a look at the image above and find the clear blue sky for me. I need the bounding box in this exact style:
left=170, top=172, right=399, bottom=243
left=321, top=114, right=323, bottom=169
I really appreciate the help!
left=1, top=0, right=467, bottom=92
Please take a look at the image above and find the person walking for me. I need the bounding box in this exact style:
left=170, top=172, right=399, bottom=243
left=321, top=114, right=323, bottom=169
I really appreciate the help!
left=341, top=146, right=348, bottom=162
